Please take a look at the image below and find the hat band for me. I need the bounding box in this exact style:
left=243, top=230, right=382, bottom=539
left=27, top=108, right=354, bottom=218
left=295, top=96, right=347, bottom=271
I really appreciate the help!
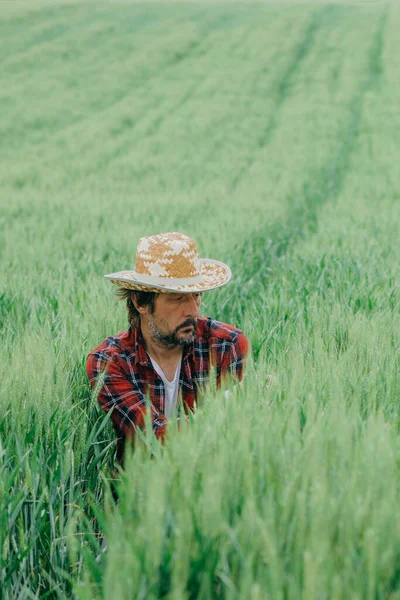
left=133, top=271, right=204, bottom=286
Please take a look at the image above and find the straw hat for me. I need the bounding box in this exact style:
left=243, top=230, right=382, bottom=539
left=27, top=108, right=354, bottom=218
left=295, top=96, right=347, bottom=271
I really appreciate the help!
left=104, top=232, right=232, bottom=293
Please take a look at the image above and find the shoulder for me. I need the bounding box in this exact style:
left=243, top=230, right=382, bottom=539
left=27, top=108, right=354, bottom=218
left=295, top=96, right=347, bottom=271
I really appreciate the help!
left=86, top=328, right=136, bottom=376
left=196, top=317, right=249, bottom=354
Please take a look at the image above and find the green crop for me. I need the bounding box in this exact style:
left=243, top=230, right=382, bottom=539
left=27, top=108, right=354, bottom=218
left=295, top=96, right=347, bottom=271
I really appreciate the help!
left=0, top=1, right=399, bottom=598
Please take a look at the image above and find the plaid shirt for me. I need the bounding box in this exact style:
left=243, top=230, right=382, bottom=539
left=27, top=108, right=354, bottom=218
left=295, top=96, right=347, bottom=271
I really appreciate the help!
left=86, top=317, right=249, bottom=464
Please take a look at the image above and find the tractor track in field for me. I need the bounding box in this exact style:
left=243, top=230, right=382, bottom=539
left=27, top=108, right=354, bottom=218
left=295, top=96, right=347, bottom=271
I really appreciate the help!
left=229, top=4, right=336, bottom=191
left=4, top=11, right=252, bottom=186
left=0, top=7, right=228, bottom=160
left=138, top=7, right=335, bottom=195
left=141, top=24, right=253, bottom=140
left=0, top=10, right=163, bottom=67
left=87, top=23, right=254, bottom=174
left=229, top=6, right=389, bottom=287
left=0, top=5, right=204, bottom=70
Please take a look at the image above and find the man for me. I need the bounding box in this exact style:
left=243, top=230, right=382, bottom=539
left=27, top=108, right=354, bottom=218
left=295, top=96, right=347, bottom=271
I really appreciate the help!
left=86, top=232, right=249, bottom=466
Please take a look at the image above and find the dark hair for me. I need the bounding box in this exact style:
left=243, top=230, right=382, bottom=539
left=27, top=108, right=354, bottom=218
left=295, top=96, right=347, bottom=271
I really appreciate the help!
left=114, top=288, right=158, bottom=328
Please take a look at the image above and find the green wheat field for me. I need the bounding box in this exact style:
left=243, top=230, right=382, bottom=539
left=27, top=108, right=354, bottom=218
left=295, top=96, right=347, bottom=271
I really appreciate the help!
left=1, top=1, right=399, bottom=598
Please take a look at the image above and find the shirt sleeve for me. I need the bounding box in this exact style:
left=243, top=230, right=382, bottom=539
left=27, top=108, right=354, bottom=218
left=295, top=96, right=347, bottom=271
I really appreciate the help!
left=217, top=331, right=250, bottom=388
left=86, top=351, right=167, bottom=443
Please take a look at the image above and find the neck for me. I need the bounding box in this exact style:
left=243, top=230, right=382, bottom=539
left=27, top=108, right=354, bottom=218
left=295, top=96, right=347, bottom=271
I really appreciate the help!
left=139, top=320, right=183, bottom=364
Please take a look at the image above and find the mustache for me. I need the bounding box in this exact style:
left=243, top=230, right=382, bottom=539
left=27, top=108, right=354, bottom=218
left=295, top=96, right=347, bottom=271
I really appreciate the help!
left=176, top=317, right=197, bottom=332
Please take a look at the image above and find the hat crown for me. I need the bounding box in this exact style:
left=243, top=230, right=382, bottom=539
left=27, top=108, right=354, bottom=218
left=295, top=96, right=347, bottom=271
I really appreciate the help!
left=134, top=232, right=201, bottom=280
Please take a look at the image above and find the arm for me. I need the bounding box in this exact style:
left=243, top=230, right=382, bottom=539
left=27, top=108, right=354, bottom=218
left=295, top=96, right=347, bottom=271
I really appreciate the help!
left=217, top=331, right=249, bottom=389
left=86, top=351, right=167, bottom=445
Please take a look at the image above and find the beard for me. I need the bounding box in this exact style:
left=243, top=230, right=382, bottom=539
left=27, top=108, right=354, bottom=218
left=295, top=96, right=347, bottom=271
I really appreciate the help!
left=147, top=314, right=198, bottom=348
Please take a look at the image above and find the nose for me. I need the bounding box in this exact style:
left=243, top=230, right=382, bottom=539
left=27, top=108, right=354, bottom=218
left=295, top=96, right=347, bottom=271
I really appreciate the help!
left=185, top=293, right=200, bottom=318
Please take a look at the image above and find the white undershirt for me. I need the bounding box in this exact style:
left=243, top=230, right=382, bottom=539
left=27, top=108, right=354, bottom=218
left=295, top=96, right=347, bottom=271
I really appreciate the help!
left=149, top=355, right=182, bottom=418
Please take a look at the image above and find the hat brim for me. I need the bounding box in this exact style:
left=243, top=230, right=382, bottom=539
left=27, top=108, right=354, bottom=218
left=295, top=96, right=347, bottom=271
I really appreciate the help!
left=104, top=259, right=231, bottom=293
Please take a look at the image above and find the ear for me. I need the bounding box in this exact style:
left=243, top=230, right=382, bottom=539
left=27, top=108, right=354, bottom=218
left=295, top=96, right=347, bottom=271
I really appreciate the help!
left=131, top=294, right=148, bottom=315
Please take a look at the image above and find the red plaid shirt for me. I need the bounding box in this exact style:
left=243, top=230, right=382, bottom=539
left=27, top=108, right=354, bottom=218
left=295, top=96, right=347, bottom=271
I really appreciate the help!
left=86, top=317, right=249, bottom=464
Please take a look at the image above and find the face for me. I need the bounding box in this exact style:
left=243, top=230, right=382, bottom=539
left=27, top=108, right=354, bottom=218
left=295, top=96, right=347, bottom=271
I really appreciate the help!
left=143, top=292, right=202, bottom=348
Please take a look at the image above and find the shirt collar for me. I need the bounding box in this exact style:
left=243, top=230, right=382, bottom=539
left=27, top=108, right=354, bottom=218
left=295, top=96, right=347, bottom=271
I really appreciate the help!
left=183, top=339, right=195, bottom=362
left=132, top=326, right=151, bottom=366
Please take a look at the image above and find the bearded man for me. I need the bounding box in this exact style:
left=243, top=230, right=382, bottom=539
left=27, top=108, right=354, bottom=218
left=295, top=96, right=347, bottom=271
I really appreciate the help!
left=86, top=232, right=249, bottom=466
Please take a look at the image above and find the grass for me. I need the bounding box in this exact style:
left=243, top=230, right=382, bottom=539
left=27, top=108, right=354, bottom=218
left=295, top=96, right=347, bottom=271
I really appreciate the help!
left=0, top=1, right=399, bottom=598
